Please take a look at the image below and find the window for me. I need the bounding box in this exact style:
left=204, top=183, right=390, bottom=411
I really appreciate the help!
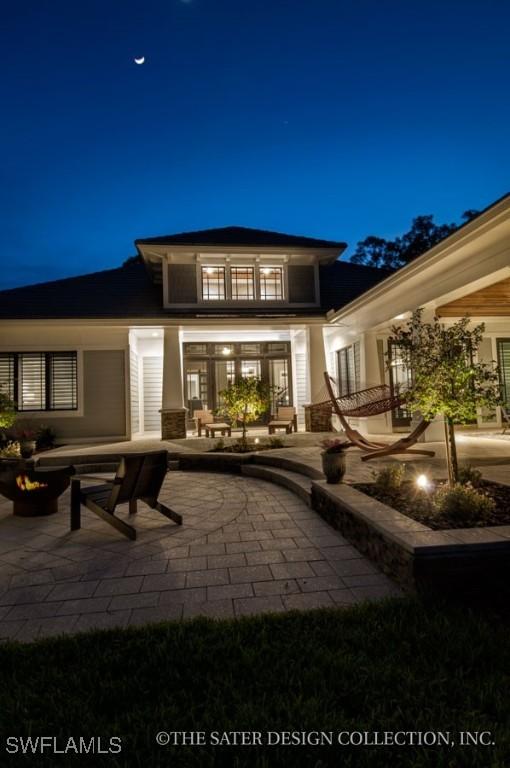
left=0, top=352, right=78, bottom=411
left=498, top=340, right=510, bottom=406
left=231, top=267, right=255, bottom=300
left=260, top=267, right=283, bottom=300
left=336, top=343, right=360, bottom=396
left=240, top=343, right=261, bottom=354
left=241, top=359, right=261, bottom=378
left=201, top=266, right=225, bottom=300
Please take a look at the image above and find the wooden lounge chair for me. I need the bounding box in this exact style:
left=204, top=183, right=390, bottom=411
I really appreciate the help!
left=195, top=409, right=231, bottom=437
left=70, top=451, right=181, bottom=540
left=268, top=406, right=298, bottom=434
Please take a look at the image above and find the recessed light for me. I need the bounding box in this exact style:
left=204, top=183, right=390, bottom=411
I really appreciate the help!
left=152, top=332, right=159, bottom=337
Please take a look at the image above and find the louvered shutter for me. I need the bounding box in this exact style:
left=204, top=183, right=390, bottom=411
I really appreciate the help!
left=0, top=354, right=15, bottom=400
left=19, top=353, right=46, bottom=410
left=49, top=352, right=78, bottom=410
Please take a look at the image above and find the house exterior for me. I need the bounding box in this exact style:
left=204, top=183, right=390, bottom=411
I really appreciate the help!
left=1, top=195, right=509, bottom=444
left=0, top=226, right=387, bottom=441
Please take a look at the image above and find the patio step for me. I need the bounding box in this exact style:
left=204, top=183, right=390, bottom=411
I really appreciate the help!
left=252, top=452, right=324, bottom=480
left=242, top=464, right=313, bottom=507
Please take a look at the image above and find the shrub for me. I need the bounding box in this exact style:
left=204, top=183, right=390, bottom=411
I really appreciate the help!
left=0, top=441, right=21, bottom=458
left=268, top=436, right=284, bottom=449
left=433, top=483, right=495, bottom=526
left=0, top=387, right=16, bottom=431
left=457, top=464, right=483, bottom=488
left=36, top=425, right=57, bottom=450
left=373, top=463, right=406, bottom=494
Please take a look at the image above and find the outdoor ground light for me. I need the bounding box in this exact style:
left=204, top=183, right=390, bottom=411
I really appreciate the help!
left=254, top=437, right=260, bottom=444
left=416, top=473, right=431, bottom=491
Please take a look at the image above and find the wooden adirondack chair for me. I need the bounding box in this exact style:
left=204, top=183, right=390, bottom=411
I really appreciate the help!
left=70, top=451, right=181, bottom=540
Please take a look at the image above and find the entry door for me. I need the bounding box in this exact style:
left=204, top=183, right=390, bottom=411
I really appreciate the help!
left=388, top=341, right=412, bottom=428
left=142, top=356, right=163, bottom=433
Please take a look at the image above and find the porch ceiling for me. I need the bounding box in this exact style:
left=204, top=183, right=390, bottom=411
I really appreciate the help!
left=436, top=276, right=510, bottom=317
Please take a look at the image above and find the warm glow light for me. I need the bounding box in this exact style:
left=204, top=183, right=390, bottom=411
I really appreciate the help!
left=205, top=267, right=215, bottom=274
left=393, top=313, right=406, bottom=321
left=221, top=346, right=231, bottom=355
left=261, top=268, right=271, bottom=275
left=254, top=437, right=260, bottom=444
left=416, top=474, right=430, bottom=490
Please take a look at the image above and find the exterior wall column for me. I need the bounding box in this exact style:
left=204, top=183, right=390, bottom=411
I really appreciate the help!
left=160, top=326, right=186, bottom=439
left=304, top=324, right=332, bottom=432
left=362, top=331, right=391, bottom=435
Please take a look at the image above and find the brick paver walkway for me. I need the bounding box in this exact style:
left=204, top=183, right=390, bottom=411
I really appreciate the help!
left=0, top=472, right=400, bottom=642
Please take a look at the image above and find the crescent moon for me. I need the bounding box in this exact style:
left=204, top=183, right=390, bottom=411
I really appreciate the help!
left=134, top=56, right=145, bottom=65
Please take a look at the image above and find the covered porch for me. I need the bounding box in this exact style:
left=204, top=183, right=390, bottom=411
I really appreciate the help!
left=128, top=324, right=329, bottom=440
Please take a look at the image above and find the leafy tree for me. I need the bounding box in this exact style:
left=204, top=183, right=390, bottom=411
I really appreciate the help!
left=218, top=377, right=271, bottom=443
left=389, top=310, right=501, bottom=485
left=0, top=387, right=16, bottom=430
left=352, top=210, right=479, bottom=270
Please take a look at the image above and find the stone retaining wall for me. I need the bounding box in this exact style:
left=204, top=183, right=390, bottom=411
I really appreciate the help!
left=311, top=481, right=510, bottom=596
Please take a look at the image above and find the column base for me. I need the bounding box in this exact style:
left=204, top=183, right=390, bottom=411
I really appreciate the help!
left=304, top=403, right=332, bottom=432
left=160, top=409, right=187, bottom=440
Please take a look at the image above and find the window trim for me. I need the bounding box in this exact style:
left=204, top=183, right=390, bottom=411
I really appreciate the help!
left=0, top=351, right=79, bottom=413
left=230, top=265, right=255, bottom=301
left=259, top=266, right=284, bottom=301
left=336, top=342, right=360, bottom=397
left=201, top=266, right=226, bottom=301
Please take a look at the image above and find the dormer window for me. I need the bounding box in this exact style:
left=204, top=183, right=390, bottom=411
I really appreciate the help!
left=231, top=266, right=255, bottom=300
left=260, top=267, right=283, bottom=300
left=201, top=266, right=225, bottom=300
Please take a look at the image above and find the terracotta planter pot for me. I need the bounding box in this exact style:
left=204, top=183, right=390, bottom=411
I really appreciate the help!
left=321, top=450, right=347, bottom=484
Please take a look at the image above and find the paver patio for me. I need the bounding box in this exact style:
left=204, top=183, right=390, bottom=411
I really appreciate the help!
left=0, top=471, right=401, bottom=642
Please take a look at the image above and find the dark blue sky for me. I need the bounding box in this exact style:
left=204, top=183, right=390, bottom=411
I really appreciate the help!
left=2, top=0, right=509, bottom=288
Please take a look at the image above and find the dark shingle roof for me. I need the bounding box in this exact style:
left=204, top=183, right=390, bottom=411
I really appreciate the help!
left=0, top=260, right=390, bottom=320
left=319, top=261, right=392, bottom=313
left=136, top=225, right=346, bottom=250
left=0, top=262, right=166, bottom=320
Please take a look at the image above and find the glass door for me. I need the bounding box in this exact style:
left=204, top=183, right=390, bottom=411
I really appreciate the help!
left=269, top=358, right=290, bottom=413
left=185, top=360, right=208, bottom=415
left=215, top=359, right=235, bottom=407
left=388, top=340, right=412, bottom=428
left=240, top=359, right=261, bottom=379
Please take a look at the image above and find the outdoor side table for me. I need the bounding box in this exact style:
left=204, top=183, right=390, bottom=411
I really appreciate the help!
left=205, top=423, right=232, bottom=438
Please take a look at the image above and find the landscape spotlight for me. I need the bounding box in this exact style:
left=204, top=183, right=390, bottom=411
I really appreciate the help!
left=416, top=474, right=431, bottom=491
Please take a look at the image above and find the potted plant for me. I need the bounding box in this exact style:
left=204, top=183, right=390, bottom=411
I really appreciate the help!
left=12, top=426, right=37, bottom=459
left=319, top=438, right=353, bottom=483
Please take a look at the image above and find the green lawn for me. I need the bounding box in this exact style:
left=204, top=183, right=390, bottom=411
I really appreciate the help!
left=1, top=598, right=509, bottom=767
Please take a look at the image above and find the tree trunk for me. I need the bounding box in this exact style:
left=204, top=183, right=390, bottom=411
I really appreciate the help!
left=443, top=416, right=459, bottom=486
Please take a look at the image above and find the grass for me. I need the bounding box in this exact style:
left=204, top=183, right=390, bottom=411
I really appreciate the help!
left=1, top=598, right=509, bottom=767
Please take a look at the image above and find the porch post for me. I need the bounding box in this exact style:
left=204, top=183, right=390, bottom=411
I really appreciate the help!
left=160, top=327, right=186, bottom=439
left=305, top=325, right=331, bottom=432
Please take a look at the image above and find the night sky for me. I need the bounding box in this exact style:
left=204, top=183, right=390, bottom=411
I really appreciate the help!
left=2, top=0, right=509, bottom=289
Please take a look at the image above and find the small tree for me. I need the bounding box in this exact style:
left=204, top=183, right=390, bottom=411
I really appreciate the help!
left=0, top=387, right=16, bottom=431
left=389, top=310, right=501, bottom=485
left=218, top=377, right=271, bottom=443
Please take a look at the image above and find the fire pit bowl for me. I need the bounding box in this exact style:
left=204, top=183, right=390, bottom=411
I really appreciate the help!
left=0, top=463, right=75, bottom=517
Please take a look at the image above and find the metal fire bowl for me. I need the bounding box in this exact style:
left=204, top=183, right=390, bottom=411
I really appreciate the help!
left=0, top=463, right=75, bottom=517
